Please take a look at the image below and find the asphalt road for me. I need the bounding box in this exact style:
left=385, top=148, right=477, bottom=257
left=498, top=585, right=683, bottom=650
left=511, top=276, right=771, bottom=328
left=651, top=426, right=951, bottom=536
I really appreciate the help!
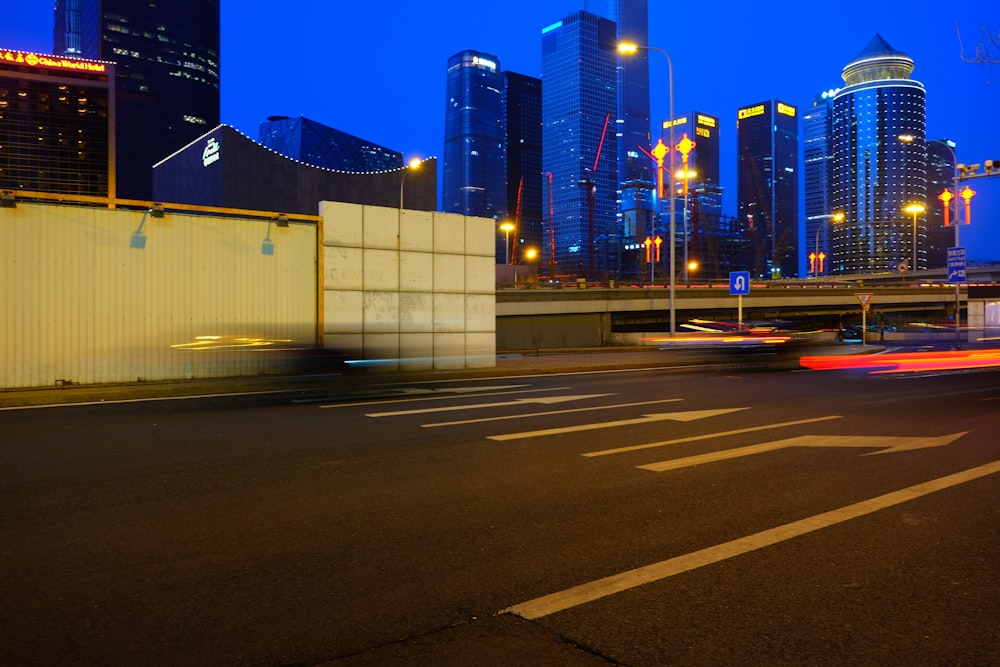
left=2, top=360, right=999, bottom=666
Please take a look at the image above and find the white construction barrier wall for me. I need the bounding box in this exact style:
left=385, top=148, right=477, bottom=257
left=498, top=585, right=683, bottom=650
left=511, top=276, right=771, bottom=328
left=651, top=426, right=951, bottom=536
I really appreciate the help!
left=320, top=202, right=496, bottom=371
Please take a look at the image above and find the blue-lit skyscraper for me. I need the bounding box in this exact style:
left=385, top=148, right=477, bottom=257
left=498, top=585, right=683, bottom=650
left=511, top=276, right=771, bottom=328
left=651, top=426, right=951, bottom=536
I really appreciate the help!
left=442, top=50, right=505, bottom=221
left=737, top=100, right=800, bottom=279
left=803, top=90, right=837, bottom=276
left=501, top=72, right=543, bottom=265
left=831, top=34, right=926, bottom=274
left=541, top=11, right=619, bottom=278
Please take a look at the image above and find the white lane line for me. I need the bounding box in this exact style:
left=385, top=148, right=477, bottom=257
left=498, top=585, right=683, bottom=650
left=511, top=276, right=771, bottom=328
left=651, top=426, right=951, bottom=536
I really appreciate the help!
left=0, top=390, right=291, bottom=410
left=504, top=458, right=1000, bottom=620
left=582, top=415, right=843, bottom=457
left=424, top=398, right=684, bottom=429
left=367, top=394, right=613, bottom=418
left=318, top=386, right=570, bottom=409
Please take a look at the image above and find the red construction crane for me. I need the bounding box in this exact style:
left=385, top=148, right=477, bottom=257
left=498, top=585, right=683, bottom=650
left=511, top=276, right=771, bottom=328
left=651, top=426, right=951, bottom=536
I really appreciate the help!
left=577, top=112, right=612, bottom=277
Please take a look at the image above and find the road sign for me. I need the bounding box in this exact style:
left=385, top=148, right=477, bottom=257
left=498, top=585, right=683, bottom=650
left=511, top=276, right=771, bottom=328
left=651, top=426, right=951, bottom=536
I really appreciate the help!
left=729, top=271, right=750, bottom=296
left=855, top=293, right=873, bottom=310
left=947, top=247, right=967, bottom=283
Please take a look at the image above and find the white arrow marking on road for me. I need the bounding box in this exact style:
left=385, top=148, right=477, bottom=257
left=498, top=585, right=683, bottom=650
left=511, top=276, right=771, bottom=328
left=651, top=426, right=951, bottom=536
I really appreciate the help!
left=583, top=415, right=843, bottom=457
left=367, top=394, right=614, bottom=417
left=639, top=432, right=969, bottom=472
left=487, top=408, right=747, bottom=441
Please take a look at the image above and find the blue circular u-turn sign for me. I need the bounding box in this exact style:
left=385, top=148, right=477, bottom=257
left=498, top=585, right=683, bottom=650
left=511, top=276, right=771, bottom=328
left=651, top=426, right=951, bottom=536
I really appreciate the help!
left=729, top=271, right=751, bottom=295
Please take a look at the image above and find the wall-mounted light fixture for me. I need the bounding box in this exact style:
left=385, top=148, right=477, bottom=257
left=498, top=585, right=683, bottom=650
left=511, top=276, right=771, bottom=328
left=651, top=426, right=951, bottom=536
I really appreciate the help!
left=262, top=219, right=275, bottom=256
left=150, top=203, right=165, bottom=218
left=130, top=210, right=150, bottom=249
left=275, top=213, right=289, bottom=227
left=0, top=191, right=15, bottom=208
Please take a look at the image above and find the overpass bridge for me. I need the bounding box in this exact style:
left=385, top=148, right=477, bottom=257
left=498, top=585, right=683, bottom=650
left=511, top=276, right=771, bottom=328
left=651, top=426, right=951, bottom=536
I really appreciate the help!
left=495, top=279, right=984, bottom=350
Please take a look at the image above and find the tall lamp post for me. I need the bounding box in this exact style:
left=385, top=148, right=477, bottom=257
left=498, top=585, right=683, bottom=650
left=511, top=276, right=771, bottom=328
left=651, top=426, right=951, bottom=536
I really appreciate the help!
left=619, top=41, right=676, bottom=336
left=499, top=221, right=515, bottom=265
left=904, top=203, right=925, bottom=272
left=814, top=212, right=843, bottom=277
left=399, top=157, right=422, bottom=210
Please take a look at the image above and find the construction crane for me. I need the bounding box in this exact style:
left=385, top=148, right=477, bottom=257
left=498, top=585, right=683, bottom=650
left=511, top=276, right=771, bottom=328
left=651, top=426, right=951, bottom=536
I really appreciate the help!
left=577, top=112, right=612, bottom=277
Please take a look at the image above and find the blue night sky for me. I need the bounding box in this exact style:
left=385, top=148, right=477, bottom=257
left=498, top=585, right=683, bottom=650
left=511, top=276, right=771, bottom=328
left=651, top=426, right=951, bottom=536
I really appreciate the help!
left=3, top=1, right=999, bottom=262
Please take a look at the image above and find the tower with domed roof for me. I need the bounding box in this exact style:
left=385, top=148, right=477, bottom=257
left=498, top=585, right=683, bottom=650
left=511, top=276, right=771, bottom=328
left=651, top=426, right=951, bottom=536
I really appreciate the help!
left=831, top=34, right=927, bottom=274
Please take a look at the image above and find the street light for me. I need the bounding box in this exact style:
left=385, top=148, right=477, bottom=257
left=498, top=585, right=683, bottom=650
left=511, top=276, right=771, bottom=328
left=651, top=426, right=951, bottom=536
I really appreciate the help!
left=904, top=203, right=925, bottom=271
left=813, top=212, right=844, bottom=277
left=499, top=221, right=515, bottom=265
left=619, top=40, right=676, bottom=336
left=399, top=157, right=422, bottom=210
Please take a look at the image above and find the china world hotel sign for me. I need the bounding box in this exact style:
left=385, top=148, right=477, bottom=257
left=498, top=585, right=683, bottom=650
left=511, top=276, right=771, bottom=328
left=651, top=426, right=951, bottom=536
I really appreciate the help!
left=2, top=50, right=108, bottom=73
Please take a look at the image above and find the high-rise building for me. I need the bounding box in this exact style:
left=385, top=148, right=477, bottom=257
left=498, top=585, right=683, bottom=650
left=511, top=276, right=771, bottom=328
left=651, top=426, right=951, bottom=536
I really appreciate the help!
left=442, top=50, right=505, bottom=223
left=585, top=0, right=652, bottom=278
left=803, top=90, right=837, bottom=276
left=662, top=112, right=723, bottom=279
left=0, top=48, right=114, bottom=197
left=54, top=0, right=220, bottom=202
left=541, top=11, right=619, bottom=278
left=831, top=34, right=926, bottom=274
left=501, top=71, right=543, bottom=266
left=257, top=116, right=402, bottom=172
left=736, top=100, right=800, bottom=279
left=926, top=139, right=958, bottom=269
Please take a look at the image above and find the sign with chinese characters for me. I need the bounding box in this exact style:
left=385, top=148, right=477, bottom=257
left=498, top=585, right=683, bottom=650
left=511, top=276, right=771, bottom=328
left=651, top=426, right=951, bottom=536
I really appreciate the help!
left=737, top=104, right=765, bottom=120
left=1, top=50, right=107, bottom=73
left=777, top=102, right=797, bottom=117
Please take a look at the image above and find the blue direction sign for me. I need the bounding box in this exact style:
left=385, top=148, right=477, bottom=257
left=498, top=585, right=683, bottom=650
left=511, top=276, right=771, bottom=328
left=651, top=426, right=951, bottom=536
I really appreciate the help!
left=729, top=271, right=751, bottom=295
left=947, top=247, right=966, bottom=283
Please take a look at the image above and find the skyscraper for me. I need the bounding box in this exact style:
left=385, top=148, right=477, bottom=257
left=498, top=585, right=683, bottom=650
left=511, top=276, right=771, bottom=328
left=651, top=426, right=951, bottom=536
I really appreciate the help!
left=501, top=71, right=543, bottom=266
left=662, top=112, right=723, bottom=278
left=541, top=11, right=619, bottom=278
left=442, top=50, right=505, bottom=223
left=831, top=34, right=926, bottom=274
left=736, top=100, right=800, bottom=279
left=585, top=0, right=652, bottom=276
left=803, top=90, right=837, bottom=276
left=53, top=0, right=220, bottom=202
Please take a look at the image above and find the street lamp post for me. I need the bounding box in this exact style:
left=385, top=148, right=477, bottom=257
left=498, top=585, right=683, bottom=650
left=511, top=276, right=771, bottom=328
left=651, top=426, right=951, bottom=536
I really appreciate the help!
left=398, top=157, right=422, bottom=250
left=904, top=203, right=925, bottom=272
left=499, top=221, right=515, bottom=266
left=619, top=41, right=676, bottom=336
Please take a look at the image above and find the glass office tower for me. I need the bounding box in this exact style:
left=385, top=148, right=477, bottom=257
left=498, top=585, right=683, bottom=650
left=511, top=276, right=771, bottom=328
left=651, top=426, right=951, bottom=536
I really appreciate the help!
left=831, top=34, right=926, bottom=274
left=53, top=0, right=220, bottom=202
left=442, top=50, right=505, bottom=221
left=736, top=100, right=800, bottom=279
left=803, top=90, right=836, bottom=276
left=541, top=11, right=619, bottom=278
left=501, top=71, right=543, bottom=266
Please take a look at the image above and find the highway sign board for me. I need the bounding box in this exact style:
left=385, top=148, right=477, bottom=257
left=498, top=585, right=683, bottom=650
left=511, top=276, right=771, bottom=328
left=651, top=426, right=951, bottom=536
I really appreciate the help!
left=729, top=271, right=751, bottom=296
left=947, top=247, right=967, bottom=283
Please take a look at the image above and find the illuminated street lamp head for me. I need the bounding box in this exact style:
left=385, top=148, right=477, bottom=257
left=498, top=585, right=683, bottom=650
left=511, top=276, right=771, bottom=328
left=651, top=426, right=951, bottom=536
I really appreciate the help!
left=499, top=221, right=515, bottom=234
left=407, top=157, right=422, bottom=170
left=617, top=41, right=639, bottom=55
left=524, top=247, right=539, bottom=261
left=904, top=203, right=925, bottom=215
left=831, top=212, right=845, bottom=222
left=898, top=134, right=915, bottom=143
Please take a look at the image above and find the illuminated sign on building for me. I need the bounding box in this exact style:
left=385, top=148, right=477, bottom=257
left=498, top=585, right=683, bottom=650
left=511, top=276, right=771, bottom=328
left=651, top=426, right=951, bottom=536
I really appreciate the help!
left=472, top=56, right=497, bottom=71
left=202, top=138, right=220, bottom=167
left=662, top=117, right=688, bottom=129
left=737, top=104, right=765, bottom=120
left=696, top=127, right=711, bottom=138
left=777, top=102, right=797, bottom=117
left=1, top=50, right=108, bottom=73
left=696, top=114, right=716, bottom=128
